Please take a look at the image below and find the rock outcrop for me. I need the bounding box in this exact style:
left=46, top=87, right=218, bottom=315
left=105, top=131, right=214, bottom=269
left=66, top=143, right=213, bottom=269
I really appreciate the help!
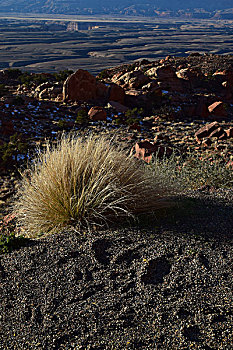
left=63, top=69, right=108, bottom=102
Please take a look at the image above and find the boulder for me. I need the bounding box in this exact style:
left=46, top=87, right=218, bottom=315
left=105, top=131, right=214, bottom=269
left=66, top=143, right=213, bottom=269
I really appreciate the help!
left=208, top=101, right=228, bottom=118
left=131, top=140, right=172, bottom=164
left=145, top=65, right=176, bottom=80
left=88, top=106, right=107, bottom=121
left=213, top=70, right=233, bottom=99
left=176, top=68, right=205, bottom=89
left=212, top=70, right=233, bottom=85
left=209, top=127, right=226, bottom=140
left=146, top=65, right=186, bottom=92
left=109, top=84, right=125, bottom=104
left=182, top=99, right=209, bottom=119
left=112, top=70, right=150, bottom=89
left=195, top=121, right=226, bottom=143
left=63, top=69, right=107, bottom=102
left=108, top=101, right=128, bottom=114
left=96, top=82, right=109, bottom=100
left=38, top=89, right=49, bottom=100
left=34, top=82, right=52, bottom=98
left=141, top=80, right=160, bottom=91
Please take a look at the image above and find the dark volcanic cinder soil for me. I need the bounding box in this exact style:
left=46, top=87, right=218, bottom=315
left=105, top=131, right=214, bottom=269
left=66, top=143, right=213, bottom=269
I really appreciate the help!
left=0, top=191, right=232, bottom=350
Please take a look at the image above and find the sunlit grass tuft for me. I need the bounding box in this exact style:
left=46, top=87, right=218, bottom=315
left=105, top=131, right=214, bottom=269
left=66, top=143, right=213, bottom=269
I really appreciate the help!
left=14, top=135, right=172, bottom=237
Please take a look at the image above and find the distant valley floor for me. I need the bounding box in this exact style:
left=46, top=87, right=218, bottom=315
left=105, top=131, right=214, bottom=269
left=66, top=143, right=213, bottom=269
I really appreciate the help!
left=0, top=16, right=233, bottom=74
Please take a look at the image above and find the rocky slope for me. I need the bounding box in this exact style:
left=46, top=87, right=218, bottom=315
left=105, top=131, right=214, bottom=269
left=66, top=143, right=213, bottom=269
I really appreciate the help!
left=1, top=53, right=233, bottom=213
left=0, top=53, right=233, bottom=349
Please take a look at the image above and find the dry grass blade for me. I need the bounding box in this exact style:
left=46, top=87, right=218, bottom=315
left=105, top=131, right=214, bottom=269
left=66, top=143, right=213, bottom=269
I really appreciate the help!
left=14, top=134, right=173, bottom=237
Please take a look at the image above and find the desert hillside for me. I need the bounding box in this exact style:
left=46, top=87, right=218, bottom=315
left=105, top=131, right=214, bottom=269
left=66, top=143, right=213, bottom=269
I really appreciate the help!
left=0, top=53, right=232, bottom=349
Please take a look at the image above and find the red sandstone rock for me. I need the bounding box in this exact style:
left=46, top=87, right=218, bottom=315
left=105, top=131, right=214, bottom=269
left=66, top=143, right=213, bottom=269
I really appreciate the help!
left=141, top=80, right=160, bottom=91
left=183, top=101, right=209, bottom=119
left=88, top=106, right=107, bottom=121
left=112, top=70, right=149, bottom=89
left=202, top=138, right=212, bottom=147
left=145, top=65, right=186, bottom=92
left=96, top=82, right=108, bottom=100
left=195, top=122, right=220, bottom=141
left=109, top=84, right=125, bottom=104
left=182, top=104, right=196, bottom=118
left=213, top=70, right=233, bottom=85
left=205, top=122, right=220, bottom=133
left=208, top=101, right=228, bottom=118
left=108, top=101, right=128, bottom=113
left=146, top=65, right=176, bottom=80
left=176, top=68, right=206, bottom=90
left=131, top=140, right=172, bottom=164
left=209, top=127, right=226, bottom=139
left=226, top=127, right=233, bottom=138
left=63, top=69, right=97, bottom=102
left=63, top=69, right=107, bottom=102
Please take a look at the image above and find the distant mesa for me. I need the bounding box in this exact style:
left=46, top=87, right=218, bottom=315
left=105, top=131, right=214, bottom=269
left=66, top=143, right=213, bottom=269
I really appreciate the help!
left=0, top=0, right=233, bottom=19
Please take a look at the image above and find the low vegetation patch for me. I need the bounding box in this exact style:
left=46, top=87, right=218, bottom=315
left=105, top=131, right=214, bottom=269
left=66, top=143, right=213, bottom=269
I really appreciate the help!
left=0, top=133, right=29, bottom=170
left=0, top=214, right=26, bottom=254
left=14, top=135, right=172, bottom=237
left=151, top=151, right=233, bottom=191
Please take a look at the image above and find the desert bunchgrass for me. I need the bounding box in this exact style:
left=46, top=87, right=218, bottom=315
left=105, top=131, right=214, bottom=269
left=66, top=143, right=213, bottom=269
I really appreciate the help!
left=14, top=134, right=171, bottom=237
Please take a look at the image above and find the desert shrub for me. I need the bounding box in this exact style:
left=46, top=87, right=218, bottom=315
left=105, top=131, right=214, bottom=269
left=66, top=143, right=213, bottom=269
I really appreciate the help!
left=75, top=109, right=88, bottom=125
left=97, top=69, right=108, bottom=80
left=125, top=107, right=144, bottom=125
left=19, top=72, right=53, bottom=87
left=57, top=118, right=69, bottom=130
left=0, top=133, right=29, bottom=169
left=14, top=134, right=172, bottom=237
left=53, top=69, right=73, bottom=83
left=151, top=150, right=233, bottom=191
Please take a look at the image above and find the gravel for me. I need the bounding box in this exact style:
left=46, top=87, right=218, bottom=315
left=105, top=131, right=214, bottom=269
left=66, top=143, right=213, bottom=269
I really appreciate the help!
left=0, top=191, right=232, bottom=350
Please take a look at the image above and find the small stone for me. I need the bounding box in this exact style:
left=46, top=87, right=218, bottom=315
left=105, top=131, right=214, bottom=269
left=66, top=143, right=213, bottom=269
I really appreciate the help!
left=88, top=107, right=107, bottom=121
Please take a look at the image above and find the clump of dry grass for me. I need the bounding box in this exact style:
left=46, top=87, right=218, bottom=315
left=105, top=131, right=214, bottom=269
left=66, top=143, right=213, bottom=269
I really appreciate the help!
left=14, top=135, right=171, bottom=237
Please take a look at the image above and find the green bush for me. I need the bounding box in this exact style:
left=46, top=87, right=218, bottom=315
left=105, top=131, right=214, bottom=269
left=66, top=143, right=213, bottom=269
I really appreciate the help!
left=57, top=119, right=69, bottom=129
left=75, top=109, right=88, bottom=125
left=125, top=107, right=144, bottom=125
left=19, top=72, right=52, bottom=87
left=14, top=134, right=172, bottom=237
left=53, top=70, right=73, bottom=83
left=97, top=69, right=109, bottom=80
